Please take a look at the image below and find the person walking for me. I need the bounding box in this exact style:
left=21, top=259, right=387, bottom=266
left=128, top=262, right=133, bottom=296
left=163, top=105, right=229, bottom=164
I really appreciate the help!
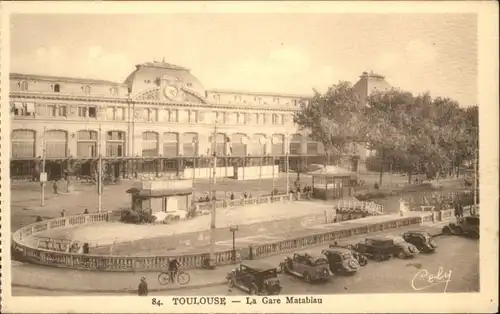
left=454, top=202, right=461, bottom=222
left=53, top=180, right=59, bottom=194
left=138, top=277, right=148, bottom=296
left=230, top=192, right=235, bottom=200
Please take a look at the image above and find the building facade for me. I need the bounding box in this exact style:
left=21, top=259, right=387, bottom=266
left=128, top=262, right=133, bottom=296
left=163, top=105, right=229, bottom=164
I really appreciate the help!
left=9, top=61, right=390, bottom=179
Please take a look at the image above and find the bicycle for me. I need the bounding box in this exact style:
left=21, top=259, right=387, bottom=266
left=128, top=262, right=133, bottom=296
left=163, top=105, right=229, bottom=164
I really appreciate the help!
left=158, top=270, right=190, bottom=285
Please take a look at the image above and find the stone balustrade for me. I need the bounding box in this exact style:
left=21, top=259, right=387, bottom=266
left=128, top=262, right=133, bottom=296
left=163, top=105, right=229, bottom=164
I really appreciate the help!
left=13, top=201, right=474, bottom=272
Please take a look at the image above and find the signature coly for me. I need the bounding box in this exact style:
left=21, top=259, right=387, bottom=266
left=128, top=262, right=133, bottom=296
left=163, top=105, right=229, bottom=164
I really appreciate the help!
left=411, top=267, right=452, bottom=292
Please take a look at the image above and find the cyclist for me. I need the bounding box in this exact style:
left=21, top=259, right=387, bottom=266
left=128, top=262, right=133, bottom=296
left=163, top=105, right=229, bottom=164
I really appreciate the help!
left=168, top=258, right=181, bottom=282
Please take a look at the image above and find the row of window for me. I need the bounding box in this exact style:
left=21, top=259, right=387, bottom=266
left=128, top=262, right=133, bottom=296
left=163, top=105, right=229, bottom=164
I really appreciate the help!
left=16, top=81, right=120, bottom=96
left=11, top=129, right=318, bottom=158
left=11, top=102, right=292, bottom=125
left=209, top=94, right=302, bottom=107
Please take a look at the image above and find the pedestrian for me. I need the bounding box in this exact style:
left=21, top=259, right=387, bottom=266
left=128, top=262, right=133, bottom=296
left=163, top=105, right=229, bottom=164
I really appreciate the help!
left=53, top=180, right=59, bottom=194
left=243, top=192, right=248, bottom=199
left=138, top=277, right=148, bottom=296
left=459, top=203, right=464, bottom=218
left=84, top=208, right=89, bottom=214
left=454, top=202, right=460, bottom=222
left=60, top=209, right=66, bottom=217
left=249, top=192, right=253, bottom=199
left=230, top=193, right=234, bottom=200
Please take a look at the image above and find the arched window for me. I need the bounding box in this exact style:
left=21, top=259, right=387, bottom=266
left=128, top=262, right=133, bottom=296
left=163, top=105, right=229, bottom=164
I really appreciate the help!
left=209, top=133, right=227, bottom=156
left=106, top=131, right=125, bottom=157
left=230, top=133, right=247, bottom=156
left=163, top=132, right=179, bottom=157
left=11, top=129, right=36, bottom=158
left=21, top=81, right=28, bottom=91
left=77, top=130, right=98, bottom=157
left=83, top=85, right=91, bottom=95
left=142, top=132, right=158, bottom=157
left=45, top=130, right=68, bottom=157
left=53, top=84, right=60, bottom=93
left=182, top=133, right=198, bottom=156
left=290, top=134, right=302, bottom=155
left=249, top=134, right=267, bottom=156
left=271, top=134, right=284, bottom=155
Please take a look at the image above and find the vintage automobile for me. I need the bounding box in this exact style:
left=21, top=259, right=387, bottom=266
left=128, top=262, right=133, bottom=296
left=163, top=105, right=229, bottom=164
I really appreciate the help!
left=225, top=260, right=282, bottom=295
left=442, top=215, right=480, bottom=238
left=321, top=247, right=361, bottom=275
left=279, top=252, right=332, bottom=282
left=402, top=231, right=437, bottom=253
left=350, top=236, right=419, bottom=261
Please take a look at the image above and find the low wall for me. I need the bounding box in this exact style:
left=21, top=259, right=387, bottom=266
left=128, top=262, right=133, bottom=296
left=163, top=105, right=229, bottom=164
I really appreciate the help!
left=13, top=210, right=425, bottom=272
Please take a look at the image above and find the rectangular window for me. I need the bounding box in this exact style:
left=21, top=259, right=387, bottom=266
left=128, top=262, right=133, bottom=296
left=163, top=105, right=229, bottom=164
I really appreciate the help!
left=116, top=107, right=125, bottom=120
left=254, top=113, right=259, bottom=124
left=88, top=107, right=97, bottom=118
left=59, top=106, right=67, bottom=117
left=78, top=107, right=88, bottom=117
left=263, top=114, right=268, bottom=124
left=106, top=107, right=114, bottom=120
left=191, top=110, right=198, bottom=123
left=48, top=105, right=57, bottom=117
left=107, top=143, right=124, bottom=157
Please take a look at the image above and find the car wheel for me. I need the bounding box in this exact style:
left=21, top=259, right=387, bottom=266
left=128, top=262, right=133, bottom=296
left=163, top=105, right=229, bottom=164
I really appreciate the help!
left=304, top=273, right=312, bottom=282
left=397, top=250, right=407, bottom=259
left=373, top=252, right=382, bottom=262
left=358, top=257, right=368, bottom=266
left=442, top=226, right=452, bottom=235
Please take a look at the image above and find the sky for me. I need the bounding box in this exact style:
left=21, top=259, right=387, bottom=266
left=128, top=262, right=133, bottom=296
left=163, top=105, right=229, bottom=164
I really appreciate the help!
left=10, top=13, right=477, bottom=106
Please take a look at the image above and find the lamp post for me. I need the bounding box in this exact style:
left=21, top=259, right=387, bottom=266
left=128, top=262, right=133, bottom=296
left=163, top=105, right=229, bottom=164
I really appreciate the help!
left=229, top=225, right=239, bottom=262
left=192, top=137, right=197, bottom=201
left=209, top=120, right=218, bottom=267
left=97, top=124, right=103, bottom=213
left=258, top=136, right=267, bottom=197
left=40, top=127, right=47, bottom=206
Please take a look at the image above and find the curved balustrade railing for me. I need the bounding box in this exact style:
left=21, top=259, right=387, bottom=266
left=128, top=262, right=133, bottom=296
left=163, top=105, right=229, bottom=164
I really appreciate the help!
left=12, top=198, right=436, bottom=272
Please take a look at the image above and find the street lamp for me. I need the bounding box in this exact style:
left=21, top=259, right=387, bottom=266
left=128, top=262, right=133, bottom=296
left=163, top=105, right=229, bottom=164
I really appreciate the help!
left=259, top=136, right=267, bottom=197
left=192, top=137, right=197, bottom=201
left=229, top=225, right=239, bottom=262
left=241, top=136, right=248, bottom=181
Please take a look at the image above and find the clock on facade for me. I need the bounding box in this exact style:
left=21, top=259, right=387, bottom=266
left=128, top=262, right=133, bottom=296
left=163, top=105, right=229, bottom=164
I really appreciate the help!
left=164, top=86, right=179, bottom=100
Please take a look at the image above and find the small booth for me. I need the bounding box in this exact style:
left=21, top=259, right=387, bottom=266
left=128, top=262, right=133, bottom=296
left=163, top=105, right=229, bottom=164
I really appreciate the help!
left=311, top=172, right=357, bottom=200
left=126, top=180, right=194, bottom=215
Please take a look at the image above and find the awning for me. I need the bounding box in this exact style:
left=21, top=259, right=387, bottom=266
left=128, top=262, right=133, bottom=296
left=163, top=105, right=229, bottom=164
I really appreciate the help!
left=26, top=102, right=35, bottom=113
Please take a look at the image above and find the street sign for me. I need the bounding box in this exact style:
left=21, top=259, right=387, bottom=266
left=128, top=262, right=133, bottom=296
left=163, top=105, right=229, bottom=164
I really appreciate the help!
left=40, top=172, right=47, bottom=182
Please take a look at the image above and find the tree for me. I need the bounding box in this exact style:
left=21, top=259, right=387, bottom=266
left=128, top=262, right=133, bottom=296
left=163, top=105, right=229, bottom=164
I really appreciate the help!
left=293, top=81, right=363, bottom=165
left=361, top=88, right=416, bottom=186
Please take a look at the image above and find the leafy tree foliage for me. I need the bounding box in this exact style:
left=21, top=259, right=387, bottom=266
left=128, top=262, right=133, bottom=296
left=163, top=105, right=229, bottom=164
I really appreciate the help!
left=294, top=81, right=479, bottom=186
left=293, top=81, right=363, bottom=162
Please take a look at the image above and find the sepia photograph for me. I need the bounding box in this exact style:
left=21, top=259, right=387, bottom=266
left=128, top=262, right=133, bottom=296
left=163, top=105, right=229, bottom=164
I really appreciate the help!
left=1, top=1, right=498, bottom=313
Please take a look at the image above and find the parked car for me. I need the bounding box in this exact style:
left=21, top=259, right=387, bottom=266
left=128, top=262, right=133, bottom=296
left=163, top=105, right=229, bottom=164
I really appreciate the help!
left=279, top=252, right=332, bottom=282
left=329, top=244, right=368, bottom=266
left=442, top=215, right=480, bottom=238
left=225, top=260, right=282, bottom=295
left=402, top=231, right=437, bottom=253
left=321, top=247, right=361, bottom=275
left=351, top=236, right=419, bottom=261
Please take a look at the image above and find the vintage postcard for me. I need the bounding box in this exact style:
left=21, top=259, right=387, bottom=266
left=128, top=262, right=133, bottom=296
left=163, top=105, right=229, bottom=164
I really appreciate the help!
left=1, top=1, right=498, bottom=313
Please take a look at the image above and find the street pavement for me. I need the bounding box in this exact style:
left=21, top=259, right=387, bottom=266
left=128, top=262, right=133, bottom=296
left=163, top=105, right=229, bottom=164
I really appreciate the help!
left=11, top=235, right=479, bottom=296
left=10, top=221, right=456, bottom=296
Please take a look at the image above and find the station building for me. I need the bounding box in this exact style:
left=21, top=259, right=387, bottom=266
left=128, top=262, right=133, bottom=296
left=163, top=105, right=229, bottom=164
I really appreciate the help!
left=9, top=61, right=391, bottom=180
